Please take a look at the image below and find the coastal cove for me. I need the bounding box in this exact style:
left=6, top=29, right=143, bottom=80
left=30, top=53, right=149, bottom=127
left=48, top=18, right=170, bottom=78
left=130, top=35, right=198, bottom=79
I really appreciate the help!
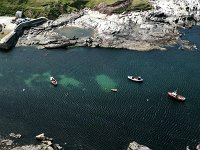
left=0, top=26, right=200, bottom=150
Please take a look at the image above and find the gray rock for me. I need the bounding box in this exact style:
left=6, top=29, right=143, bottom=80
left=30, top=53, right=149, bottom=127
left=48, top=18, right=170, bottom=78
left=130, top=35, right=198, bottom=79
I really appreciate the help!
left=197, top=144, right=200, bottom=150
left=42, top=140, right=53, bottom=146
left=186, top=145, right=190, bottom=150
left=11, top=144, right=51, bottom=150
left=55, top=144, right=63, bottom=150
left=9, top=133, right=22, bottom=139
left=127, top=141, right=151, bottom=150
left=1, top=139, right=14, bottom=146
left=35, top=133, right=53, bottom=142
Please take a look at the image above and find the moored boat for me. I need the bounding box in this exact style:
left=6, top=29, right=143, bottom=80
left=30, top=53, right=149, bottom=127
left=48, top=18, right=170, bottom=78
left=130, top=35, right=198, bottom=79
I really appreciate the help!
left=50, top=76, right=58, bottom=86
left=168, top=90, right=185, bottom=102
left=111, top=89, right=118, bottom=92
left=128, top=76, right=143, bottom=82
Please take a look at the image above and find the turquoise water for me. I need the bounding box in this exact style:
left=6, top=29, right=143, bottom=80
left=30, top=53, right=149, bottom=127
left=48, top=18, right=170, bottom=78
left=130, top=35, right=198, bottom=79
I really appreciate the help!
left=0, top=27, right=200, bottom=150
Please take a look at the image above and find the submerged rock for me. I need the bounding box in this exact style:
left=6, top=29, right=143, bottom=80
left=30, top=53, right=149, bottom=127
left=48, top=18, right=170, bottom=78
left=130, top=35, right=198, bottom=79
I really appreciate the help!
left=127, top=141, right=151, bottom=150
left=35, top=133, right=53, bottom=142
left=55, top=144, right=63, bottom=150
left=1, top=139, right=14, bottom=146
left=9, top=133, right=22, bottom=139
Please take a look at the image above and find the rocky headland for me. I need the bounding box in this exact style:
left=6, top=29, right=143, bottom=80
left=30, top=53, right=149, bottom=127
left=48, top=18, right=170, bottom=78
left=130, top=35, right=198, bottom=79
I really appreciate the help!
left=16, top=0, right=200, bottom=51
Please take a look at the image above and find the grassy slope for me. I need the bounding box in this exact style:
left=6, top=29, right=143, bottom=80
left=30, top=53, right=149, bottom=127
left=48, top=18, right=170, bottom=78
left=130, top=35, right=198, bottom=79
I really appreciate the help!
left=0, top=0, right=152, bottom=19
left=130, top=0, right=152, bottom=11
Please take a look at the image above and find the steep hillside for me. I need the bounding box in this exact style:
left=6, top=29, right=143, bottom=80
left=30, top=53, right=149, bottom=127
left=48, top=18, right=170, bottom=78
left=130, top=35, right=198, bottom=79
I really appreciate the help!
left=0, top=0, right=152, bottom=19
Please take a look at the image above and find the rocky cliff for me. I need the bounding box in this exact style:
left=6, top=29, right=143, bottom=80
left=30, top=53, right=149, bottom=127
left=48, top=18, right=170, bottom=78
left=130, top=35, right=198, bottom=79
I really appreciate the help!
left=17, top=0, right=200, bottom=51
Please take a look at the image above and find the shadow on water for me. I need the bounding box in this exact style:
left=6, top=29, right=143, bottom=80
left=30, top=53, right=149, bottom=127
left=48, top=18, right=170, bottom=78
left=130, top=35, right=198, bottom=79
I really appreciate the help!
left=0, top=48, right=13, bottom=53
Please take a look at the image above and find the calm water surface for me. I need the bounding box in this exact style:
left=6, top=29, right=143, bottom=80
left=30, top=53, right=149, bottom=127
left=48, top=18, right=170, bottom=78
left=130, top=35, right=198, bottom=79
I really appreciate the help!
left=55, top=26, right=94, bottom=38
left=0, top=27, right=200, bottom=150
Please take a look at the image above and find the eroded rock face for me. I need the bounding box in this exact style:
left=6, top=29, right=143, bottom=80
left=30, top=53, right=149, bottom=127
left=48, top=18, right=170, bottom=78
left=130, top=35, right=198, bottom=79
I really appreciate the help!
left=150, top=0, right=200, bottom=25
left=127, top=141, right=151, bottom=150
left=68, top=9, right=179, bottom=50
left=150, top=0, right=200, bottom=16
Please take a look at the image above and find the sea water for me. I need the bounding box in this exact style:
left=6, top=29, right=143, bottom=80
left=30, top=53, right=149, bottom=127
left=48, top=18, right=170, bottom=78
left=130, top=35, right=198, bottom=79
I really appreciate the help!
left=0, top=26, right=200, bottom=150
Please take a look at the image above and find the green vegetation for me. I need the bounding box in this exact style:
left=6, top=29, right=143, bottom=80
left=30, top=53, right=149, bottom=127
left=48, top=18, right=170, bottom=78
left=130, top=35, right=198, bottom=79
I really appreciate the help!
left=85, top=0, right=118, bottom=8
left=129, top=0, right=152, bottom=11
left=0, top=0, right=152, bottom=19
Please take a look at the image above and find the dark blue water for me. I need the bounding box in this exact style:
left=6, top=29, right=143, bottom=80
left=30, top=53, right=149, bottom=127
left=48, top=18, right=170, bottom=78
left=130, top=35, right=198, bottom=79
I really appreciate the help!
left=0, top=27, right=200, bottom=150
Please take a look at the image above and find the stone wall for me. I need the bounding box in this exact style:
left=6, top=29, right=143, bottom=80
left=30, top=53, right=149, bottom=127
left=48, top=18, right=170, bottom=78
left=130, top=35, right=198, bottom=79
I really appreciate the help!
left=0, top=17, right=47, bottom=50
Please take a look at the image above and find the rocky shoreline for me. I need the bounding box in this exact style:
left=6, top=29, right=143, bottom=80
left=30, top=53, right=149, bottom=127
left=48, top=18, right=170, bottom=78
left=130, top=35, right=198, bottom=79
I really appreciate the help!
left=1, top=133, right=200, bottom=150
left=1, top=133, right=152, bottom=150
left=16, top=0, right=200, bottom=51
left=0, top=133, right=63, bottom=150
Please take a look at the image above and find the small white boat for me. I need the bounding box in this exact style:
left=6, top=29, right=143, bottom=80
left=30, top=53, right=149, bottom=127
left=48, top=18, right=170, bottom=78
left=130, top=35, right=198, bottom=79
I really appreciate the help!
left=128, top=76, right=143, bottom=82
left=50, top=77, right=58, bottom=86
left=111, top=89, right=118, bottom=92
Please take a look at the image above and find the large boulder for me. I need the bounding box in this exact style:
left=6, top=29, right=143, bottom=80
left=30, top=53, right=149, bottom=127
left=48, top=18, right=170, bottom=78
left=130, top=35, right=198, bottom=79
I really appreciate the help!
left=35, top=133, right=53, bottom=142
left=127, top=141, right=151, bottom=150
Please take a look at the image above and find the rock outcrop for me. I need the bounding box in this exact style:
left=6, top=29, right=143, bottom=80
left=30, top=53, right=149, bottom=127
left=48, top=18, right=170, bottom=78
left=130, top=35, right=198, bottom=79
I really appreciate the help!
left=9, top=133, right=22, bottom=139
left=0, top=133, right=63, bottom=150
left=17, top=0, right=200, bottom=51
left=127, top=141, right=151, bottom=150
left=197, top=144, right=200, bottom=150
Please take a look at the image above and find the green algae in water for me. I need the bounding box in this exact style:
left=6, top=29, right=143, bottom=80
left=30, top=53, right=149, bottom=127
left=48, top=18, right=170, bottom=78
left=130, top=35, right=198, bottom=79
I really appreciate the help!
left=42, top=72, right=51, bottom=78
left=24, top=74, right=40, bottom=86
left=24, top=72, right=51, bottom=86
left=0, top=73, right=3, bottom=77
left=24, top=72, right=80, bottom=87
left=59, top=75, right=81, bottom=87
left=42, top=72, right=52, bottom=82
left=95, top=74, right=117, bottom=92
